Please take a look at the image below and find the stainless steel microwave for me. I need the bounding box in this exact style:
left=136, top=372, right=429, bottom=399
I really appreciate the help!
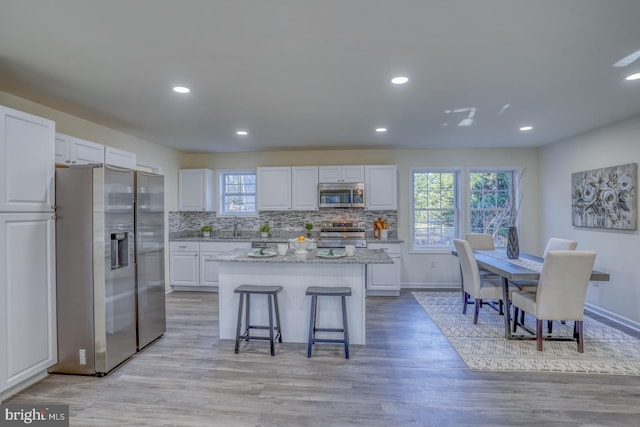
left=318, top=183, right=365, bottom=208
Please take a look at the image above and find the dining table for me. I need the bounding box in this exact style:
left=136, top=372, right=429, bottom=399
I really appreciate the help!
left=470, top=249, right=610, bottom=339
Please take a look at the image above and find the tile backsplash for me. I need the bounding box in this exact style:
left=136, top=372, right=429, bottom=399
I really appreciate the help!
left=169, top=210, right=397, bottom=237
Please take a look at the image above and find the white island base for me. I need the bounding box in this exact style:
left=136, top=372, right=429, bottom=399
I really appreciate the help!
left=218, top=262, right=366, bottom=345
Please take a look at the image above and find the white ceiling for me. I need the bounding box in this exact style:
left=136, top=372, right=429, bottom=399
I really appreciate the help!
left=1, top=0, right=640, bottom=153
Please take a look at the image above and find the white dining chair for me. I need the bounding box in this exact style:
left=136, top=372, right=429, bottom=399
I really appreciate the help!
left=511, top=250, right=596, bottom=352
left=453, top=239, right=518, bottom=324
left=464, top=233, right=504, bottom=312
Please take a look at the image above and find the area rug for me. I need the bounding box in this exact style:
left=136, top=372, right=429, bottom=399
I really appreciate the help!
left=412, top=291, right=640, bottom=375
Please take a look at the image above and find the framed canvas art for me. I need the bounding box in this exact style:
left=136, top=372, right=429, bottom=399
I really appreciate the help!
left=571, top=163, right=637, bottom=230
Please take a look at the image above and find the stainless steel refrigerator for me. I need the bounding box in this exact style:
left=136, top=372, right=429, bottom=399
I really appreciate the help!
left=51, top=165, right=137, bottom=375
left=134, top=171, right=166, bottom=350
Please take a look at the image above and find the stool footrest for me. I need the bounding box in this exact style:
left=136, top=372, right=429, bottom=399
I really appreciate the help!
left=238, top=334, right=281, bottom=342
left=314, top=327, right=345, bottom=333
left=312, top=338, right=346, bottom=344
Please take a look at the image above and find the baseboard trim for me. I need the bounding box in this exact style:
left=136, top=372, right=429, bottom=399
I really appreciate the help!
left=585, top=302, right=640, bottom=333
left=401, top=282, right=459, bottom=290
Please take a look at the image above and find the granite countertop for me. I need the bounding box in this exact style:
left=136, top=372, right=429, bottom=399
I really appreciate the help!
left=169, top=233, right=403, bottom=244
left=213, top=248, right=393, bottom=264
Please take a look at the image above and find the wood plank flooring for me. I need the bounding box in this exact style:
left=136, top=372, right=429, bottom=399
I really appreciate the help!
left=7, top=291, right=640, bottom=426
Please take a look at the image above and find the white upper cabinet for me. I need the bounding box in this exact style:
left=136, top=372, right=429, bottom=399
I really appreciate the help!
left=55, top=132, right=105, bottom=166
left=291, top=166, right=318, bottom=210
left=179, top=169, right=215, bottom=211
left=0, top=106, right=55, bottom=212
left=365, top=165, right=397, bottom=210
left=318, top=165, right=365, bottom=183
left=257, top=167, right=292, bottom=211
left=104, top=146, right=136, bottom=169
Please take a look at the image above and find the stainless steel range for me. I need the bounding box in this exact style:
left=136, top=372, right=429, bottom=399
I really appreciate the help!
left=317, top=221, right=367, bottom=248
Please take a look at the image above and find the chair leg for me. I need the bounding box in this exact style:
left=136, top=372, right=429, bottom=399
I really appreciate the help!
left=512, top=307, right=519, bottom=332
left=307, top=295, right=317, bottom=358
left=520, top=309, right=525, bottom=326
left=499, top=300, right=504, bottom=315
left=576, top=320, right=584, bottom=353
left=536, top=319, right=543, bottom=351
left=341, top=295, right=350, bottom=359
left=547, top=320, right=553, bottom=334
left=462, top=292, right=468, bottom=314
left=234, top=293, right=244, bottom=354
left=473, top=299, right=481, bottom=324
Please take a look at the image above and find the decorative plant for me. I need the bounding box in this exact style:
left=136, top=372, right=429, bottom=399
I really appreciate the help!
left=484, top=168, right=526, bottom=236
left=304, top=223, right=313, bottom=237
left=259, top=224, right=271, bottom=233
left=201, top=225, right=213, bottom=233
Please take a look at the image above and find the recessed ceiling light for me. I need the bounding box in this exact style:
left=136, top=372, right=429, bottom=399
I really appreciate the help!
left=375, top=127, right=387, bottom=133
left=236, top=130, right=249, bottom=136
left=624, top=72, right=640, bottom=81
left=520, top=126, right=533, bottom=131
left=172, top=86, right=190, bottom=94
left=391, top=76, right=409, bottom=85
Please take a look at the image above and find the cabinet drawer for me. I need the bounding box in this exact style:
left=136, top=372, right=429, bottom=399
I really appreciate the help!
left=367, top=243, right=401, bottom=255
left=170, top=242, right=199, bottom=252
left=200, top=242, right=251, bottom=252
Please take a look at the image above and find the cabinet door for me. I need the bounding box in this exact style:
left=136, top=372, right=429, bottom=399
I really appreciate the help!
left=0, top=213, right=57, bottom=392
left=55, top=133, right=70, bottom=165
left=366, top=243, right=401, bottom=296
left=291, top=166, right=318, bottom=210
left=179, top=169, right=214, bottom=211
left=200, top=252, right=220, bottom=288
left=169, top=251, right=199, bottom=286
left=104, top=146, right=136, bottom=169
left=318, top=166, right=342, bottom=183
left=72, top=137, right=105, bottom=165
left=341, top=165, right=365, bottom=182
left=0, top=106, right=55, bottom=212
left=257, top=167, right=291, bottom=211
left=365, top=165, right=397, bottom=210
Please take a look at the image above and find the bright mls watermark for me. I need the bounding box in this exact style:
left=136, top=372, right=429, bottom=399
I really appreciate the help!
left=0, top=405, right=68, bottom=426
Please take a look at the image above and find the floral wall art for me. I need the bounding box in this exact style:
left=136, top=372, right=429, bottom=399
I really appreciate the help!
left=571, top=163, right=637, bottom=230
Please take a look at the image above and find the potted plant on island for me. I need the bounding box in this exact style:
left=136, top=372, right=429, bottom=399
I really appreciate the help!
left=304, top=222, right=313, bottom=238
left=201, top=225, right=213, bottom=238
left=260, top=224, right=271, bottom=238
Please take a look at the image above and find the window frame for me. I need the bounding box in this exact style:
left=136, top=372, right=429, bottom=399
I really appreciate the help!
left=217, top=168, right=258, bottom=217
left=410, top=167, right=461, bottom=253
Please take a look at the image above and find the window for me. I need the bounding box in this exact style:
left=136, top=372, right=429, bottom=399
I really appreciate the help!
left=412, top=169, right=459, bottom=249
left=218, top=170, right=256, bottom=215
left=468, top=170, right=516, bottom=246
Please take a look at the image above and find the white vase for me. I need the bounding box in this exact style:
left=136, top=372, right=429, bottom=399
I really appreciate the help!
left=261, top=232, right=269, bottom=238
left=202, top=231, right=211, bottom=237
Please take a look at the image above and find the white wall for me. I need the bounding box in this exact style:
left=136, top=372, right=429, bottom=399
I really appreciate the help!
left=0, top=91, right=182, bottom=289
left=539, top=115, right=640, bottom=326
left=182, top=147, right=539, bottom=287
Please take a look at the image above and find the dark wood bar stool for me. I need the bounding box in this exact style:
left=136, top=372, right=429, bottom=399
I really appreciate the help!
left=305, top=286, right=351, bottom=359
left=234, top=285, right=283, bottom=356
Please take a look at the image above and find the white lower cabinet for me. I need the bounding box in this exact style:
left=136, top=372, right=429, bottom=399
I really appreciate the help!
left=170, top=241, right=251, bottom=291
left=169, top=242, right=199, bottom=287
left=366, top=242, right=401, bottom=296
left=0, top=213, right=56, bottom=399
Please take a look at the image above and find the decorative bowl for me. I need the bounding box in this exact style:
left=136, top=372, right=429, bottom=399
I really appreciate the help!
left=289, top=237, right=315, bottom=254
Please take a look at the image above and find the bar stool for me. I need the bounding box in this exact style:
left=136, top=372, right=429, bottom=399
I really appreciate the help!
left=305, top=286, right=351, bottom=359
left=234, top=285, right=283, bottom=356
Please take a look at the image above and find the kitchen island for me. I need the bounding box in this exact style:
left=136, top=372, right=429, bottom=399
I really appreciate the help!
left=215, top=248, right=393, bottom=345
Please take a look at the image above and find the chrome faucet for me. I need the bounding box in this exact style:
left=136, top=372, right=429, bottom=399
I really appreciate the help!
left=233, top=216, right=239, bottom=237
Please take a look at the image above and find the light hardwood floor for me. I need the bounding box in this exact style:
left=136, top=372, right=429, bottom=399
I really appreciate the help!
left=7, top=291, right=640, bottom=426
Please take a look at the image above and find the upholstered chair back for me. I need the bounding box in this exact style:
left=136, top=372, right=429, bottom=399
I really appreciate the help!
left=465, top=233, right=495, bottom=250
left=536, top=250, right=596, bottom=321
left=453, top=239, right=481, bottom=298
left=542, top=238, right=578, bottom=257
